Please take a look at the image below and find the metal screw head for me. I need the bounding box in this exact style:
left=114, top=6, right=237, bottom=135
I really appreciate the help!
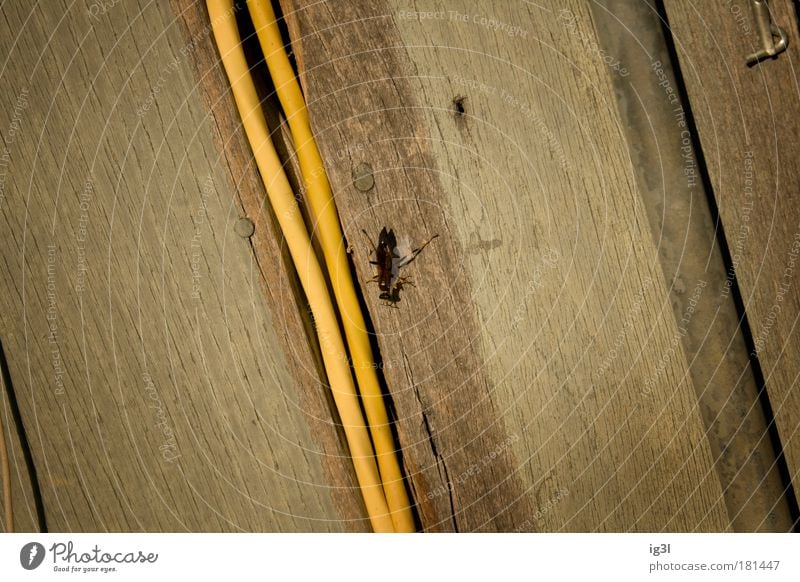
left=353, top=163, right=374, bottom=192
left=234, top=217, right=255, bottom=238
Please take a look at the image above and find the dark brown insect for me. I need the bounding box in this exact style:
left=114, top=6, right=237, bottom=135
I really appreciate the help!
left=362, top=227, right=438, bottom=307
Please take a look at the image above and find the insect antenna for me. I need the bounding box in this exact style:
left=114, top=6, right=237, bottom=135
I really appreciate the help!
left=403, top=234, right=439, bottom=267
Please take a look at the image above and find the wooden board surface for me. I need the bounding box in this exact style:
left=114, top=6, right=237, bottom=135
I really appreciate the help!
left=662, top=0, right=800, bottom=497
left=282, top=0, right=731, bottom=531
left=1, top=0, right=755, bottom=532
left=1, top=351, right=40, bottom=532
left=0, top=0, right=368, bottom=531
left=591, top=0, right=794, bottom=531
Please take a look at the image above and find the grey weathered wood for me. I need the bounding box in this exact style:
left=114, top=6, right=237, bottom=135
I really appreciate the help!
left=0, top=0, right=367, bottom=531
left=283, top=0, right=731, bottom=531
left=662, top=0, right=800, bottom=505
left=591, top=0, right=794, bottom=531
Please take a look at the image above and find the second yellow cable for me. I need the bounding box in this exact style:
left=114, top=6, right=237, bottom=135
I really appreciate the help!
left=247, top=0, right=415, bottom=532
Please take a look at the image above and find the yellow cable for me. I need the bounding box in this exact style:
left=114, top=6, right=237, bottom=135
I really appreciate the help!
left=207, top=0, right=394, bottom=532
left=247, top=0, right=415, bottom=532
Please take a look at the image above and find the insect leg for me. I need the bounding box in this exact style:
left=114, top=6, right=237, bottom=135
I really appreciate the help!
left=361, top=229, right=377, bottom=254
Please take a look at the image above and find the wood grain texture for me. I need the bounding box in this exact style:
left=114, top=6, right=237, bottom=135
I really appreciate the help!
left=1, top=360, right=40, bottom=532
left=282, top=0, right=731, bottom=531
left=661, top=0, right=800, bottom=500
left=591, top=0, right=794, bottom=531
left=0, top=0, right=368, bottom=531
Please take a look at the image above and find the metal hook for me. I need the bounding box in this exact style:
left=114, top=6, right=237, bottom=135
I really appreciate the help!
left=746, top=0, right=789, bottom=65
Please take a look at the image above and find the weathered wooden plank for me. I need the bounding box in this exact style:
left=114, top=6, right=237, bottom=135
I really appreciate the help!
left=1, top=352, right=40, bottom=532
left=283, top=0, right=731, bottom=530
left=661, top=0, right=800, bottom=506
left=591, top=0, right=794, bottom=531
left=0, top=0, right=367, bottom=531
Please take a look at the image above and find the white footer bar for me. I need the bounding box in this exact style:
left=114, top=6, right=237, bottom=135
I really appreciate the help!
left=1, top=533, right=797, bottom=580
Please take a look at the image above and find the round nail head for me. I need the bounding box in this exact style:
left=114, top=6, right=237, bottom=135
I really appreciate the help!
left=353, top=163, right=374, bottom=192
left=235, top=217, right=255, bottom=238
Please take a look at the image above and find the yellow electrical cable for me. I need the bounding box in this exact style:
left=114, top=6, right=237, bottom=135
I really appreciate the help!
left=207, top=0, right=394, bottom=532
left=247, top=0, right=415, bottom=532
